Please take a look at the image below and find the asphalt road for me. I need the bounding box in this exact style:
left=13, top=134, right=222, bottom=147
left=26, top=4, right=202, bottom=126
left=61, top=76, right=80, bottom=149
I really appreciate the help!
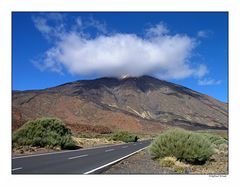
left=12, top=139, right=151, bottom=174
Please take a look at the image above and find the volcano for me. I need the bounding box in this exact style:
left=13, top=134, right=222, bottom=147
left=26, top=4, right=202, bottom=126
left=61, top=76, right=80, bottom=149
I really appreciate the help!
left=12, top=76, right=228, bottom=134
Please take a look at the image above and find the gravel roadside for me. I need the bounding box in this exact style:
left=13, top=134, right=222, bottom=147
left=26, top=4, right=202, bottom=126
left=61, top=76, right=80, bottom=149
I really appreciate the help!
left=102, top=149, right=175, bottom=174
left=102, top=147, right=228, bottom=174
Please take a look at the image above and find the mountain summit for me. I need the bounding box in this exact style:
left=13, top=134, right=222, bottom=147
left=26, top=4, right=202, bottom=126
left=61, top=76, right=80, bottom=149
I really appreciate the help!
left=12, top=76, right=228, bottom=133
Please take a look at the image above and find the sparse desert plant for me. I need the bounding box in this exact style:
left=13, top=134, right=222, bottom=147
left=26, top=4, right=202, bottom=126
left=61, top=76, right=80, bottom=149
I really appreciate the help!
left=12, top=118, right=77, bottom=150
left=173, top=160, right=190, bottom=173
left=159, top=156, right=189, bottom=173
left=112, top=131, right=139, bottom=143
left=213, top=143, right=228, bottom=157
left=218, top=143, right=228, bottom=152
left=160, top=156, right=177, bottom=167
left=149, top=129, right=214, bottom=164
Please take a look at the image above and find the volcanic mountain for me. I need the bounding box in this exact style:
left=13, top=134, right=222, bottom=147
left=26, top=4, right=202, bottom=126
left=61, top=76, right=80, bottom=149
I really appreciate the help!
left=12, top=76, right=228, bottom=134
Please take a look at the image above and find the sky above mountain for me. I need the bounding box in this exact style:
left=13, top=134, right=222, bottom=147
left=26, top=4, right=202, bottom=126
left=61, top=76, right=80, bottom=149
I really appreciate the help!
left=12, top=12, right=228, bottom=102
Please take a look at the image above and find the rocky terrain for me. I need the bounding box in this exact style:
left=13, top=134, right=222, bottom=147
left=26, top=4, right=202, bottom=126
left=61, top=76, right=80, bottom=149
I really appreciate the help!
left=12, top=76, right=228, bottom=133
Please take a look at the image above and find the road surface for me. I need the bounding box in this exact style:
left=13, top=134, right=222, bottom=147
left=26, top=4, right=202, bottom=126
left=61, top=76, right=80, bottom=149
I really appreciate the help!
left=12, top=140, right=151, bottom=174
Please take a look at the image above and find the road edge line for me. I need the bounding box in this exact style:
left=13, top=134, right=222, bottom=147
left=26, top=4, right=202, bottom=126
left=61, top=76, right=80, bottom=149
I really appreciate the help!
left=83, top=146, right=148, bottom=174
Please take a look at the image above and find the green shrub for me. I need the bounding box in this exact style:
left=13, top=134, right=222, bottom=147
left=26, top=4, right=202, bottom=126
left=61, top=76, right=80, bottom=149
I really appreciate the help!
left=12, top=118, right=77, bottom=150
left=201, top=133, right=228, bottom=146
left=149, top=129, right=214, bottom=164
left=112, top=132, right=139, bottom=143
left=60, top=135, right=78, bottom=150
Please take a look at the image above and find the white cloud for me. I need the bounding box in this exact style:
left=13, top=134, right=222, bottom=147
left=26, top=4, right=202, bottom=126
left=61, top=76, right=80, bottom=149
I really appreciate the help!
left=45, top=13, right=65, bottom=21
left=33, top=17, right=52, bottom=35
left=33, top=15, right=108, bottom=41
left=197, top=30, right=212, bottom=38
left=146, top=22, right=169, bottom=37
left=32, top=47, right=63, bottom=74
left=86, top=17, right=107, bottom=34
left=75, top=17, right=82, bottom=27
left=33, top=16, right=209, bottom=80
left=194, top=64, right=208, bottom=78
left=32, top=14, right=66, bottom=41
left=198, top=78, right=221, bottom=86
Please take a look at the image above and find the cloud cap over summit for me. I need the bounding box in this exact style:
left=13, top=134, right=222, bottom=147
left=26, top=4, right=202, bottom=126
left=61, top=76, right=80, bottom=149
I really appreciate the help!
left=32, top=15, right=208, bottom=80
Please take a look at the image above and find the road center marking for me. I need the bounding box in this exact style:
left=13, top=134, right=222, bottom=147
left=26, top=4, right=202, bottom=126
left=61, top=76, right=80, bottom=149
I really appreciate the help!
left=68, top=154, right=88, bottom=160
left=122, top=146, right=128, bottom=148
left=105, top=149, right=114, bottom=152
left=12, top=167, right=23, bottom=171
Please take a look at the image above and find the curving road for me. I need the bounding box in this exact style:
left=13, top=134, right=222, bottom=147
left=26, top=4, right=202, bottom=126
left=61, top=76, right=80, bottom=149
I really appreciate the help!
left=12, top=140, right=151, bottom=174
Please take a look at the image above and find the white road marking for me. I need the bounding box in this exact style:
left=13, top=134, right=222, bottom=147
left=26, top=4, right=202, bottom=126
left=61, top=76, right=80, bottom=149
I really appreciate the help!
left=12, top=167, right=23, bottom=171
left=12, top=140, right=150, bottom=160
left=12, top=143, right=128, bottom=159
left=105, top=149, right=114, bottom=152
left=83, top=146, right=148, bottom=174
left=122, top=146, right=128, bottom=148
left=68, top=154, right=88, bottom=160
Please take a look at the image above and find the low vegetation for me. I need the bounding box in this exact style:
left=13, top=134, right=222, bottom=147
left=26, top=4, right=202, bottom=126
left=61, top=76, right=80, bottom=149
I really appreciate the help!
left=66, top=130, right=142, bottom=150
left=197, top=129, right=228, bottom=140
left=160, top=156, right=190, bottom=173
left=12, top=118, right=77, bottom=150
left=102, top=128, right=227, bottom=174
left=13, top=119, right=141, bottom=155
left=159, top=156, right=177, bottom=167
left=148, top=128, right=228, bottom=174
left=200, top=132, right=228, bottom=146
left=111, top=131, right=139, bottom=143
left=149, top=129, right=214, bottom=164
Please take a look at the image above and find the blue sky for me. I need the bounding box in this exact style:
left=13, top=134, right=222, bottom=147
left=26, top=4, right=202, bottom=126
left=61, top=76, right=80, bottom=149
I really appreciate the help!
left=12, top=12, right=228, bottom=102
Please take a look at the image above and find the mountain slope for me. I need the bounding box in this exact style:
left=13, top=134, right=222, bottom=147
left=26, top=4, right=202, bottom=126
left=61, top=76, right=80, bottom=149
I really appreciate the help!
left=12, top=76, right=228, bottom=133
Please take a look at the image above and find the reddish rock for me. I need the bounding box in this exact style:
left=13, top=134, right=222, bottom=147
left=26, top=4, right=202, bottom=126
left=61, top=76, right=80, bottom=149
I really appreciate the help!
left=12, top=76, right=227, bottom=133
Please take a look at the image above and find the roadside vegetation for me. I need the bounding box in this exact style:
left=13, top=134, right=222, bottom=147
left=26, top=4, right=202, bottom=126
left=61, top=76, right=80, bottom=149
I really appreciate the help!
left=111, top=131, right=139, bottom=143
left=149, top=129, right=214, bottom=164
left=159, top=156, right=190, bottom=173
left=149, top=128, right=228, bottom=173
left=12, top=118, right=78, bottom=150
left=75, top=131, right=144, bottom=142
left=72, top=131, right=139, bottom=148
left=12, top=118, right=141, bottom=155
